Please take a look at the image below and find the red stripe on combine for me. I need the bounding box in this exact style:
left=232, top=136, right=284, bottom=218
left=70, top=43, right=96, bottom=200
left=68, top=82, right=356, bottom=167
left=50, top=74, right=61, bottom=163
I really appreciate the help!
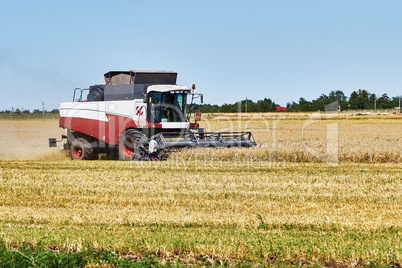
left=59, top=116, right=103, bottom=141
left=105, top=113, right=137, bottom=145
left=146, top=123, right=162, bottom=128
left=60, top=114, right=139, bottom=145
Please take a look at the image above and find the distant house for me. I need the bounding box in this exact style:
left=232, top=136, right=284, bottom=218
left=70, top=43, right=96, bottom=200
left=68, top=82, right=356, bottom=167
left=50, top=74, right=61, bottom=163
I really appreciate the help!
left=276, top=106, right=287, bottom=111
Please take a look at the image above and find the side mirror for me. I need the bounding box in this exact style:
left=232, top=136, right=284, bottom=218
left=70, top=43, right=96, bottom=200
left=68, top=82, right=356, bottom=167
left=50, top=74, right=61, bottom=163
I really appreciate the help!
left=142, top=93, right=148, bottom=103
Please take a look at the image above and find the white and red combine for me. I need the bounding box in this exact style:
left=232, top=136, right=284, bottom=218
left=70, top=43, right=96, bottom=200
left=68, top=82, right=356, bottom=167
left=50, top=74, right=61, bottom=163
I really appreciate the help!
left=50, top=70, right=255, bottom=161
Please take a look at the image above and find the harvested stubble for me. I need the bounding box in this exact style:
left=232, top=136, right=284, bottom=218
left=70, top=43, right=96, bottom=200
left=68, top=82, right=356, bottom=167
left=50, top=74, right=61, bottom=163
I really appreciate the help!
left=0, top=115, right=401, bottom=265
left=0, top=160, right=400, bottom=265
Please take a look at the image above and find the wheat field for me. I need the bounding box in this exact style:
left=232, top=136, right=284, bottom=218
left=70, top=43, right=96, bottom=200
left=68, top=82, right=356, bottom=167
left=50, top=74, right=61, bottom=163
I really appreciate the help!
left=0, top=114, right=401, bottom=266
left=1, top=113, right=401, bottom=163
left=180, top=112, right=402, bottom=163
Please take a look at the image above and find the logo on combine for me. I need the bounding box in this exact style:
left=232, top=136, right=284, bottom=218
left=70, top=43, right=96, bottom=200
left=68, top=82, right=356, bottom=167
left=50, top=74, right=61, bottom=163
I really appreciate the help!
left=136, top=106, right=144, bottom=116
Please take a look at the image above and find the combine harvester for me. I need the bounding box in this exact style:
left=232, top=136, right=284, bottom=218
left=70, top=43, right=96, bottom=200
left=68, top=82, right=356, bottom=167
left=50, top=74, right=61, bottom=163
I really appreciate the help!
left=49, top=70, right=256, bottom=161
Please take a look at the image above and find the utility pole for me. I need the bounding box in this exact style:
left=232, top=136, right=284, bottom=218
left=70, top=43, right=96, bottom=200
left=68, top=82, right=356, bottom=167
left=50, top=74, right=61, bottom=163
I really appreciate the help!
left=42, top=102, right=45, bottom=114
left=245, top=97, right=248, bottom=113
left=399, top=98, right=401, bottom=113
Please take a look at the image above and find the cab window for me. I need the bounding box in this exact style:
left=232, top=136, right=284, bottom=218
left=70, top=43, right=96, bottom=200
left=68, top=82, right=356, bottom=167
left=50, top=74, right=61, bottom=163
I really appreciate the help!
left=148, top=92, right=187, bottom=123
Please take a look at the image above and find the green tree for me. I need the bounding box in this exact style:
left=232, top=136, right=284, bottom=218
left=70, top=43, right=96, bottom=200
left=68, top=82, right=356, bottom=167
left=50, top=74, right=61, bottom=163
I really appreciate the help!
left=298, top=97, right=312, bottom=111
left=219, top=103, right=237, bottom=113
left=286, top=101, right=300, bottom=112
left=349, top=89, right=371, bottom=109
left=377, top=93, right=394, bottom=109
left=256, top=98, right=277, bottom=112
left=391, top=96, right=402, bottom=109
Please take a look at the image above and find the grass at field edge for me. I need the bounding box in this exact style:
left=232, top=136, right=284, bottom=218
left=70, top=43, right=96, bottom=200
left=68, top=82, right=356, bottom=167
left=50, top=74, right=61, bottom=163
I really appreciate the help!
left=0, top=246, right=400, bottom=267
left=0, top=222, right=400, bottom=267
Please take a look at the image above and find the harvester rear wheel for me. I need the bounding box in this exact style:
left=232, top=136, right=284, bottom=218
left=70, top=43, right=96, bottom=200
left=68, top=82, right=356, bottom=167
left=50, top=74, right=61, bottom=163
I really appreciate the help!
left=118, top=129, right=144, bottom=161
left=70, top=138, right=93, bottom=160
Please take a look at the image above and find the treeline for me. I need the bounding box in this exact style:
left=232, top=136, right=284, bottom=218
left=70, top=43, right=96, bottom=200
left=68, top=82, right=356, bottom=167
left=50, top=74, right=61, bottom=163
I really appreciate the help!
left=1, top=89, right=400, bottom=115
left=196, top=98, right=278, bottom=113
left=197, top=89, right=401, bottom=113
left=286, top=89, right=400, bottom=112
left=0, top=109, right=59, bottom=114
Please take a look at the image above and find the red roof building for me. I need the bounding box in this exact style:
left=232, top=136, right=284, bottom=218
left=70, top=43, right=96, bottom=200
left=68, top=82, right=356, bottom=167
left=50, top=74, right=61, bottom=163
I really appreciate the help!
left=276, top=106, right=287, bottom=111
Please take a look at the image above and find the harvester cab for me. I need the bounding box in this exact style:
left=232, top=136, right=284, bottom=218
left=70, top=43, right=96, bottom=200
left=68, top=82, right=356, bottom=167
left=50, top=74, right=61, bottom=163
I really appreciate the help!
left=50, top=70, right=256, bottom=161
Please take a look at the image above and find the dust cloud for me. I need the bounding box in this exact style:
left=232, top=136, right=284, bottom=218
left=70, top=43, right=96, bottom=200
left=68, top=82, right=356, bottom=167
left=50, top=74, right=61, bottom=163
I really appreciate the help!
left=0, top=119, right=68, bottom=160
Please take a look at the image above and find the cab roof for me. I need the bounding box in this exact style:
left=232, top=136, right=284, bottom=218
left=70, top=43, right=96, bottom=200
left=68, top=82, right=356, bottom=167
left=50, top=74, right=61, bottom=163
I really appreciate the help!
left=147, top=85, right=191, bottom=93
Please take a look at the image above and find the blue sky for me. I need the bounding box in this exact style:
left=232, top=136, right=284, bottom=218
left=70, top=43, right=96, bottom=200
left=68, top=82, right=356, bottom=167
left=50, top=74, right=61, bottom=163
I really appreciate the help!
left=0, top=0, right=401, bottom=110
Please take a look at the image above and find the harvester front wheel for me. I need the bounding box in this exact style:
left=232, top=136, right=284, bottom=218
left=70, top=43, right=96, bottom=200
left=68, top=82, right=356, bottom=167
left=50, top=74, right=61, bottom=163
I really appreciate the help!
left=118, top=129, right=144, bottom=161
left=70, top=138, right=93, bottom=160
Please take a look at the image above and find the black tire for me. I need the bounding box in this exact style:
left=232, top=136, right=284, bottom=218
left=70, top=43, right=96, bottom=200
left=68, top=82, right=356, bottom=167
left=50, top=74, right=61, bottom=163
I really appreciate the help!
left=118, top=129, right=145, bottom=161
left=87, top=85, right=104, bottom=102
left=70, top=138, right=93, bottom=160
